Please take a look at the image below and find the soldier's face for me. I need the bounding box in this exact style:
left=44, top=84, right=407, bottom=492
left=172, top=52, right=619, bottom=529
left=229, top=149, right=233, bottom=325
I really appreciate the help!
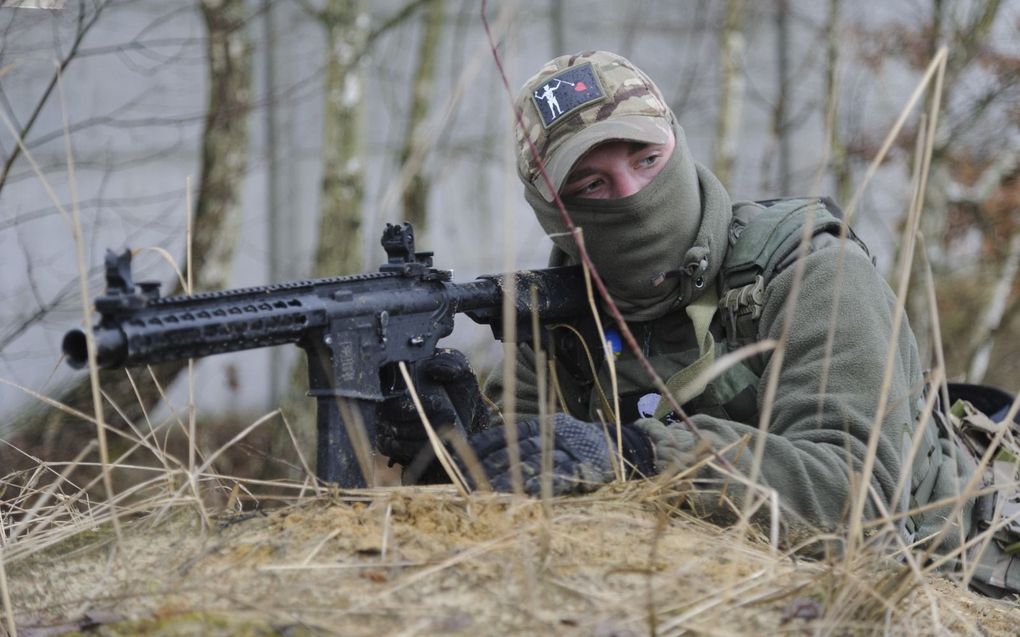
left=560, top=130, right=676, bottom=200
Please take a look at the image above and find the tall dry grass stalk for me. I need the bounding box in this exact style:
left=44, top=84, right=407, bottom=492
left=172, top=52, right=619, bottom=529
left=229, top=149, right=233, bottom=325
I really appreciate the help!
left=496, top=11, right=524, bottom=496
left=58, top=65, right=123, bottom=545
left=0, top=551, right=13, bottom=637
left=575, top=233, right=625, bottom=481
left=397, top=362, right=469, bottom=496
left=816, top=46, right=950, bottom=408
left=6, top=442, right=96, bottom=545
left=530, top=285, right=554, bottom=501
left=848, top=48, right=947, bottom=561
left=1, top=397, right=323, bottom=559
left=184, top=175, right=206, bottom=529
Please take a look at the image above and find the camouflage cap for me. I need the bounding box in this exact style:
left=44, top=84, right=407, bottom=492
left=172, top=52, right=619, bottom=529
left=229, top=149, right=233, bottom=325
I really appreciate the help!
left=514, top=51, right=673, bottom=201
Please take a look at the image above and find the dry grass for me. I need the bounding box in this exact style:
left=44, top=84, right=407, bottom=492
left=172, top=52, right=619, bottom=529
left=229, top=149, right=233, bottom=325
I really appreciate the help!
left=3, top=463, right=1019, bottom=637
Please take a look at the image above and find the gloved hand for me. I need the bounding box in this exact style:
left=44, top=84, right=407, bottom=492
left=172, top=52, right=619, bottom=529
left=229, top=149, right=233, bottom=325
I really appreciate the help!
left=463, top=413, right=656, bottom=495
left=376, top=349, right=490, bottom=469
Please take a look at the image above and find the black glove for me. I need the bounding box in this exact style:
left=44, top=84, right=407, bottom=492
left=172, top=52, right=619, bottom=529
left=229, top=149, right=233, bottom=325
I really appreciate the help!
left=376, top=349, right=490, bottom=471
left=463, top=413, right=655, bottom=495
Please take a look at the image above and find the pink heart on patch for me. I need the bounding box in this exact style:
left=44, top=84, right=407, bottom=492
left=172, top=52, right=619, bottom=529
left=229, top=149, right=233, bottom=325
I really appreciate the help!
left=574, top=82, right=587, bottom=91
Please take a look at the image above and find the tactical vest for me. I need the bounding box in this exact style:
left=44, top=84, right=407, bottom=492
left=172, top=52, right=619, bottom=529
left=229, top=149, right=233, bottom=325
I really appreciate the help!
left=571, top=197, right=869, bottom=426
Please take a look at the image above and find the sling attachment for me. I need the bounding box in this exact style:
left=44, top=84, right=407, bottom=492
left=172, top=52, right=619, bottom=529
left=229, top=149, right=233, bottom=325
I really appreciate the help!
left=652, top=283, right=718, bottom=420
left=719, top=274, right=765, bottom=348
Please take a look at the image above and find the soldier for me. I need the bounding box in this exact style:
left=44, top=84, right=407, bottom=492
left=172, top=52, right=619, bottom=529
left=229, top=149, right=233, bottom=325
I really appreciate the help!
left=378, top=51, right=1019, bottom=597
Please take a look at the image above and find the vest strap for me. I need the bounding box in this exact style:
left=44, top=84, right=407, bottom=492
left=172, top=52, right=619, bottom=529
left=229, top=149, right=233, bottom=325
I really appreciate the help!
left=653, top=283, right=717, bottom=419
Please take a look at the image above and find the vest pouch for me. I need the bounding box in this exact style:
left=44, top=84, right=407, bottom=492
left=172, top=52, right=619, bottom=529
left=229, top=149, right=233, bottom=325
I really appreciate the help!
left=946, top=392, right=1020, bottom=596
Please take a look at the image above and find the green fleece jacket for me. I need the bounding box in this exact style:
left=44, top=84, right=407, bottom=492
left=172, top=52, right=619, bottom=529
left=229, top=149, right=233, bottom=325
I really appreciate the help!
left=485, top=241, right=975, bottom=549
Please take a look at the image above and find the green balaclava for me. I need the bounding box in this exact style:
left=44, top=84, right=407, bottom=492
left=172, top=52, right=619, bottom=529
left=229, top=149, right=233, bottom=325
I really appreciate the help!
left=514, top=51, right=732, bottom=321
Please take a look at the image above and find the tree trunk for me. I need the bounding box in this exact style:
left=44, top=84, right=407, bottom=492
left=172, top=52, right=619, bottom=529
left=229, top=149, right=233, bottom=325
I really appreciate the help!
left=279, top=0, right=370, bottom=479
left=773, top=0, right=790, bottom=195
left=313, top=1, right=368, bottom=279
left=824, top=0, right=852, bottom=205
left=549, top=0, right=565, bottom=57
left=712, top=0, right=745, bottom=189
left=6, top=0, right=253, bottom=465
left=398, top=0, right=443, bottom=232
left=187, top=0, right=253, bottom=292
left=949, top=150, right=1020, bottom=383
left=276, top=1, right=427, bottom=485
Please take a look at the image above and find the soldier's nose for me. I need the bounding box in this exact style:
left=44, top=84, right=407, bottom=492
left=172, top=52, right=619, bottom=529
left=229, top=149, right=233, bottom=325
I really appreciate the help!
left=614, top=172, right=644, bottom=198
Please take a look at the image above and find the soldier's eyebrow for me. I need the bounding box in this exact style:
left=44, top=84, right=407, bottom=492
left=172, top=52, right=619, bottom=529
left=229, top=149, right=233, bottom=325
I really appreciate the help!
left=565, top=166, right=598, bottom=182
left=627, top=141, right=651, bottom=155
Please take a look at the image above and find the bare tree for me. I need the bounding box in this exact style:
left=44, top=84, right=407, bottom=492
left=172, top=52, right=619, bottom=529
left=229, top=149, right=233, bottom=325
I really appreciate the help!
left=0, top=1, right=106, bottom=192
left=823, top=0, right=852, bottom=205
left=772, top=0, right=791, bottom=195
left=277, top=1, right=426, bottom=480
left=398, top=0, right=444, bottom=231
left=712, top=0, right=745, bottom=189
left=904, top=0, right=1007, bottom=366
left=187, top=0, right=253, bottom=291
left=842, top=0, right=1015, bottom=377
left=294, top=0, right=427, bottom=277
left=275, top=0, right=371, bottom=475
left=549, top=0, right=565, bottom=56
left=7, top=0, right=254, bottom=461
left=311, top=0, right=369, bottom=279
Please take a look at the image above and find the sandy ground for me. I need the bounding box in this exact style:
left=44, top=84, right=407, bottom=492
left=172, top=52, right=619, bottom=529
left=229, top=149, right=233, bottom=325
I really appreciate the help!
left=6, top=484, right=1020, bottom=636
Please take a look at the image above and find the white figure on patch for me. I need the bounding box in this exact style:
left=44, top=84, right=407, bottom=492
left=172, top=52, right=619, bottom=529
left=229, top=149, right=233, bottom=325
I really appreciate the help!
left=535, top=78, right=574, bottom=120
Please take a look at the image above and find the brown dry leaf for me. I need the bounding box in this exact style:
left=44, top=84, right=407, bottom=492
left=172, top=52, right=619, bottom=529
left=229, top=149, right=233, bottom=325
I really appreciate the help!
left=360, top=568, right=388, bottom=583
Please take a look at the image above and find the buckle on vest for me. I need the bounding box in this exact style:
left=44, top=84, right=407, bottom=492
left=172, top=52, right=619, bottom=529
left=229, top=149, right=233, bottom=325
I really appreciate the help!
left=720, top=274, right=765, bottom=345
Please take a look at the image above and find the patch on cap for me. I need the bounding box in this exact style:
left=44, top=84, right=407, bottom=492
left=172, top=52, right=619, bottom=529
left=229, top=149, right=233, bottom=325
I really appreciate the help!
left=529, top=62, right=606, bottom=129
left=514, top=51, right=674, bottom=199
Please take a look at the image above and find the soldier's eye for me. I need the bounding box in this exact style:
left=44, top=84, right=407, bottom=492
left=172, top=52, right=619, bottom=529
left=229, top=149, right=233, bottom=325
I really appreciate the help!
left=638, top=153, right=660, bottom=168
left=566, top=178, right=603, bottom=197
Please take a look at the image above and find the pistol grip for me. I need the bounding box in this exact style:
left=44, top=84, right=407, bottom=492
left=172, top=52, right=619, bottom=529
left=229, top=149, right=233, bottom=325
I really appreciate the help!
left=397, top=359, right=469, bottom=485
left=408, top=360, right=468, bottom=440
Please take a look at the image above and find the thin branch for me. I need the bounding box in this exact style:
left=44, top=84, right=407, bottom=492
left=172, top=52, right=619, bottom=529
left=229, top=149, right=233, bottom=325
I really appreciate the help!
left=0, top=0, right=107, bottom=192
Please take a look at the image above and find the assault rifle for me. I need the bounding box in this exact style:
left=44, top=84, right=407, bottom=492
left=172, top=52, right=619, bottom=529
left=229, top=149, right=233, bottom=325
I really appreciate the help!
left=62, top=223, right=587, bottom=487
